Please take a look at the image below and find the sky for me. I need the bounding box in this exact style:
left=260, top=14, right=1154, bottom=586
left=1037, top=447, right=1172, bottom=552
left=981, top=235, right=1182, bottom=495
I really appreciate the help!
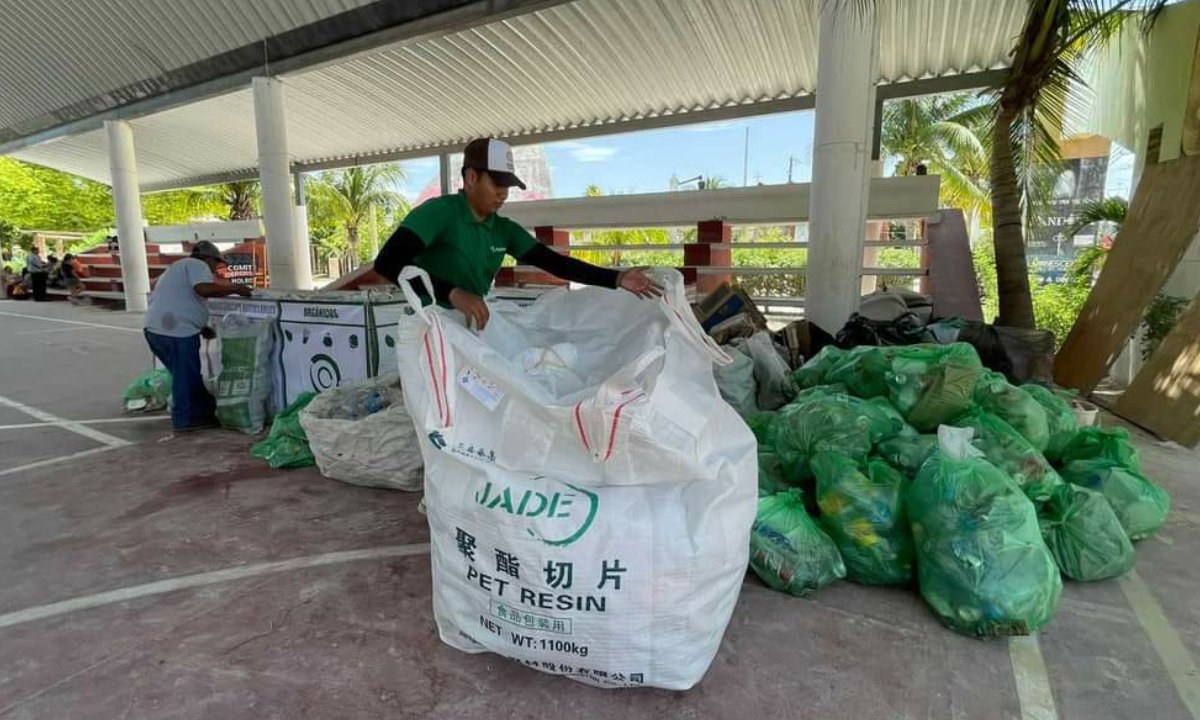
left=390, top=106, right=1137, bottom=205
left=392, top=110, right=817, bottom=203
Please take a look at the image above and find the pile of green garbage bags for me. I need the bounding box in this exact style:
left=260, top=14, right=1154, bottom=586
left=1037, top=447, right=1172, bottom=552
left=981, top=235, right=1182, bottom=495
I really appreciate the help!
left=746, top=341, right=1171, bottom=639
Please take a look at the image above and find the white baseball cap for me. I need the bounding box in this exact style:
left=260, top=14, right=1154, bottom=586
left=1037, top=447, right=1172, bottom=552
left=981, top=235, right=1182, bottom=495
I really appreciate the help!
left=462, top=137, right=526, bottom=190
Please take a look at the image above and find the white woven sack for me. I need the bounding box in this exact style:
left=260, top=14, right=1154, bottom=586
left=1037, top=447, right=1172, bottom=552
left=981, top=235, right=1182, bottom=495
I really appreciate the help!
left=395, top=267, right=756, bottom=690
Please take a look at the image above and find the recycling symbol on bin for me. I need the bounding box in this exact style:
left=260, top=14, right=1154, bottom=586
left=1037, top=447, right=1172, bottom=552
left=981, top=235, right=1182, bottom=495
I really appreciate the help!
left=309, top=353, right=342, bottom=392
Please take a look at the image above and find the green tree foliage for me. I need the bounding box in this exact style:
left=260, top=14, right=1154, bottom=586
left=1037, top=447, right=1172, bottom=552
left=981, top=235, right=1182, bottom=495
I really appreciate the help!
left=307, top=164, right=408, bottom=266
left=189, top=181, right=261, bottom=221
left=0, top=158, right=113, bottom=230
left=984, top=0, right=1168, bottom=328
left=142, top=189, right=225, bottom=226
left=0, top=157, right=228, bottom=235
left=881, top=93, right=990, bottom=224
left=973, top=232, right=1089, bottom=346
left=1141, top=294, right=1191, bottom=360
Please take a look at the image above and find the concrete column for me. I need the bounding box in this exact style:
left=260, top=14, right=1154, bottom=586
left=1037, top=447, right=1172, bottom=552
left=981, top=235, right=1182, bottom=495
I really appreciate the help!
left=439, top=153, right=453, bottom=196
left=292, top=170, right=313, bottom=287
left=806, top=1, right=879, bottom=333
left=104, top=120, right=151, bottom=312
left=253, top=76, right=309, bottom=290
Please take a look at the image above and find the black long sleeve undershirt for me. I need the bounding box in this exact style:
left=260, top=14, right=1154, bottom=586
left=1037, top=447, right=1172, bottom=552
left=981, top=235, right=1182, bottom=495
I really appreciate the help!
left=373, top=227, right=456, bottom=303
left=373, top=226, right=620, bottom=302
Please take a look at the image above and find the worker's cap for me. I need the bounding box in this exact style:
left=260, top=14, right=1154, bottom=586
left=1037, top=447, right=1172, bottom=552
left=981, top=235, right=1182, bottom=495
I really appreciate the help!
left=191, top=240, right=226, bottom=265
left=462, top=137, right=526, bottom=190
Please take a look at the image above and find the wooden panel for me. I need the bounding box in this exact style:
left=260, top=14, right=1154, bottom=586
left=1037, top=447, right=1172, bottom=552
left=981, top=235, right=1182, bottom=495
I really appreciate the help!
left=1053, top=155, right=1200, bottom=391
left=1115, top=292, right=1200, bottom=446
left=1184, top=24, right=1200, bottom=156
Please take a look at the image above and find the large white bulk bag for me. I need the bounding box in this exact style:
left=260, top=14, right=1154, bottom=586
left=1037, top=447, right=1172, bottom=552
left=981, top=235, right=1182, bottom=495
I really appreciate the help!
left=395, top=267, right=756, bottom=690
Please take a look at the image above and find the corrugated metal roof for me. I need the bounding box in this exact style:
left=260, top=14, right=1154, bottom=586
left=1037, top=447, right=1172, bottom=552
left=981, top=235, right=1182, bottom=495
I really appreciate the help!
left=0, top=0, right=377, bottom=131
left=8, top=0, right=1027, bottom=191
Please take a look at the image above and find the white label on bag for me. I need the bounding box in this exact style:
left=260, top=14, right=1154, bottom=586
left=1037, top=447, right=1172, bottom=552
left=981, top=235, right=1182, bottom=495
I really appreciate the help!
left=459, top=366, right=505, bottom=411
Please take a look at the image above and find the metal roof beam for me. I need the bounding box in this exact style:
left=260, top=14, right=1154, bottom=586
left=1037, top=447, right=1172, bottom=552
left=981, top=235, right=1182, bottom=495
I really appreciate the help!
left=875, top=69, right=1007, bottom=101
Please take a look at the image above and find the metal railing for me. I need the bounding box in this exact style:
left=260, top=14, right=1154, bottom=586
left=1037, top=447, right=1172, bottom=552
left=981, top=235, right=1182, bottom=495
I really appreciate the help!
left=498, top=179, right=939, bottom=319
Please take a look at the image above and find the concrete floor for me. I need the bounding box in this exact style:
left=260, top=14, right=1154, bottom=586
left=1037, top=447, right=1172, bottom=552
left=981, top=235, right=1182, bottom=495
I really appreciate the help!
left=1, top=299, right=1198, bottom=720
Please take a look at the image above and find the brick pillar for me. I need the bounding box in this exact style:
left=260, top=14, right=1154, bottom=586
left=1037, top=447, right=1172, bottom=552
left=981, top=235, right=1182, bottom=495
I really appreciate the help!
left=517, top=226, right=569, bottom=287
left=684, top=220, right=732, bottom=295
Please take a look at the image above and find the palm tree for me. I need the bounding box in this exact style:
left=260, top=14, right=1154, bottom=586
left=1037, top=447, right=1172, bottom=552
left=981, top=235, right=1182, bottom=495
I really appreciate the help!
left=1065, top=196, right=1127, bottom=237
left=1064, top=196, right=1127, bottom=285
left=188, top=181, right=260, bottom=220
left=880, top=92, right=991, bottom=232
left=220, top=181, right=259, bottom=221
left=308, top=164, right=408, bottom=265
left=985, top=0, right=1167, bottom=328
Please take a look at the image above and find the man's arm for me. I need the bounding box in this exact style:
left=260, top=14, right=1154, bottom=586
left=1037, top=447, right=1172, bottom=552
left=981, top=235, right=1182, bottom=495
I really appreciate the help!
left=373, top=226, right=455, bottom=302
left=517, top=244, right=620, bottom=289
left=194, top=282, right=251, bottom=298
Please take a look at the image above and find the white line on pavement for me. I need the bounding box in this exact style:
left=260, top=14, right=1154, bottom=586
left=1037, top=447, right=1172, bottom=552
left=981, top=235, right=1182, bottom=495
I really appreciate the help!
left=0, top=445, right=124, bottom=479
left=1009, top=634, right=1060, bottom=720
left=0, top=395, right=130, bottom=447
left=1121, top=570, right=1200, bottom=719
left=0, top=310, right=140, bottom=333
left=0, top=544, right=432, bottom=630
left=0, top=416, right=169, bottom=431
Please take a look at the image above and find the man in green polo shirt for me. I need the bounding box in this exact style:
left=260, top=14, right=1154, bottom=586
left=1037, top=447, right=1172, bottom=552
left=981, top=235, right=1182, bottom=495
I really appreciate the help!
left=373, top=137, right=662, bottom=329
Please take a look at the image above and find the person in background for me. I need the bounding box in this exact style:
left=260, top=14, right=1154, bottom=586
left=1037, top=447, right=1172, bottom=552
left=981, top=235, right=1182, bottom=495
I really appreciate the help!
left=143, top=241, right=252, bottom=432
left=61, top=253, right=87, bottom=305
left=46, top=253, right=62, bottom=288
left=372, top=137, right=661, bottom=329
left=0, top=251, right=13, bottom=297
left=25, top=247, right=49, bottom=302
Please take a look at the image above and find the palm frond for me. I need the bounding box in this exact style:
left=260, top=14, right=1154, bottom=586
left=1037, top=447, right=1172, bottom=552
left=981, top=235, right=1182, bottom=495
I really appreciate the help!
left=931, top=120, right=986, bottom=161
left=1065, top=196, right=1128, bottom=236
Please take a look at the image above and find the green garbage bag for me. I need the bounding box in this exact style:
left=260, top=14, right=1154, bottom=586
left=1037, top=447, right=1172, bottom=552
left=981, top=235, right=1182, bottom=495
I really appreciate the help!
left=750, top=489, right=846, bottom=596
left=250, top=393, right=317, bottom=469
left=813, top=452, right=913, bottom=585
left=886, top=343, right=983, bottom=432
left=974, top=371, right=1050, bottom=452
left=826, top=346, right=900, bottom=399
left=747, top=412, right=790, bottom=496
left=1039, top=484, right=1135, bottom=581
left=1022, top=384, right=1079, bottom=463
left=123, top=368, right=172, bottom=413
left=908, top=428, right=1062, bottom=638
left=1061, top=427, right=1140, bottom=470
left=791, top=386, right=907, bottom=444
left=875, top=434, right=939, bottom=478
left=772, top=393, right=889, bottom=482
left=792, top=346, right=848, bottom=389
left=953, top=408, right=1063, bottom=503
left=745, top=411, right=775, bottom=442
left=1060, top=458, right=1170, bottom=540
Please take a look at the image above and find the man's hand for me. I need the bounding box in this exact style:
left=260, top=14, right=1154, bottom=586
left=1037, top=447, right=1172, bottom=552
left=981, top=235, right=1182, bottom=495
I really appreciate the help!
left=234, top=285, right=254, bottom=297
left=449, top=287, right=489, bottom=330
left=617, top=267, right=664, bottom=299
